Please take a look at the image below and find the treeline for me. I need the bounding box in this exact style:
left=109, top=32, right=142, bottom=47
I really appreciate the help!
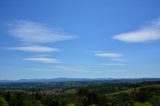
left=0, top=82, right=160, bottom=106
left=75, top=85, right=160, bottom=106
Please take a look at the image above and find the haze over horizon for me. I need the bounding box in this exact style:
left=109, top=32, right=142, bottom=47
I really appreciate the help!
left=0, top=0, right=160, bottom=80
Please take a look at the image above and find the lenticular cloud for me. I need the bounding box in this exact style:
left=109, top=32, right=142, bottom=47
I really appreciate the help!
left=113, top=18, right=160, bottom=43
left=8, top=21, right=76, bottom=44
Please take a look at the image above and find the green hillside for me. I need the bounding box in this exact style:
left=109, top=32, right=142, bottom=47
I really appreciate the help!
left=0, top=81, right=160, bottom=106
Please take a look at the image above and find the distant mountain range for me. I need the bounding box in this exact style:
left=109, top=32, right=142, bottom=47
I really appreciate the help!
left=0, top=78, right=160, bottom=83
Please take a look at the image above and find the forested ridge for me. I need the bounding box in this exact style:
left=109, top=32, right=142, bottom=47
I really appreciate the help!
left=0, top=81, right=160, bottom=106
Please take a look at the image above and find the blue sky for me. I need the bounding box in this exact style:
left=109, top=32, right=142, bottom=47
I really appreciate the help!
left=0, top=0, right=160, bottom=80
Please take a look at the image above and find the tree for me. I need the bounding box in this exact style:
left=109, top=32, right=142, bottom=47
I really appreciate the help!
left=150, top=95, right=160, bottom=106
left=33, top=100, right=44, bottom=106
left=78, top=88, right=88, bottom=96
left=115, top=93, right=133, bottom=106
left=0, top=96, right=9, bottom=106
left=97, top=95, right=110, bottom=106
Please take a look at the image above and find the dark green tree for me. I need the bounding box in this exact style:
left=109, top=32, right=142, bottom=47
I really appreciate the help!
left=0, top=96, right=9, bottom=106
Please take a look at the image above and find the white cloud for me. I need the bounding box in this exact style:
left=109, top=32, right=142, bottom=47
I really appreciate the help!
left=53, top=65, right=89, bottom=72
left=24, top=56, right=61, bottom=64
left=110, top=58, right=127, bottom=62
left=108, top=69, right=127, bottom=72
left=6, top=45, right=59, bottom=52
left=95, top=52, right=123, bottom=59
left=102, top=63, right=126, bottom=66
left=8, top=20, right=76, bottom=44
left=95, top=52, right=127, bottom=66
left=113, top=18, right=160, bottom=43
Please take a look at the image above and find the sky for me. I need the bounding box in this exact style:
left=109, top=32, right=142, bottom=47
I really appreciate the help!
left=0, top=0, right=160, bottom=80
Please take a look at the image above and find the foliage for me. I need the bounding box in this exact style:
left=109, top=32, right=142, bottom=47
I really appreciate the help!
left=134, top=102, right=152, bottom=106
left=0, top=81, right=160, bottom=106
left=0, top=96, right=9, bottom=106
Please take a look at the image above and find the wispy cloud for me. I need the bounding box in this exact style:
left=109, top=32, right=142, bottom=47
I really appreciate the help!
left=113, top=18, right=160, bottom=43
left=95, top=51, right=127, bottom=67
left=24, top=56, right=61, bottom=64
left=6, top=45, right=59, bottom=52
left=8, top=20, right=76, bottom=44
left=95, top=52, right=123, bottom=59
left=102, top=63, right=126, bottom=66
left=107, top=69, right=127, bottom=72
left=110, top=58, right=127, bottom=62
left=5, top=20, right=77, bottom=64
left=52, top=65, right=89, bottom=72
